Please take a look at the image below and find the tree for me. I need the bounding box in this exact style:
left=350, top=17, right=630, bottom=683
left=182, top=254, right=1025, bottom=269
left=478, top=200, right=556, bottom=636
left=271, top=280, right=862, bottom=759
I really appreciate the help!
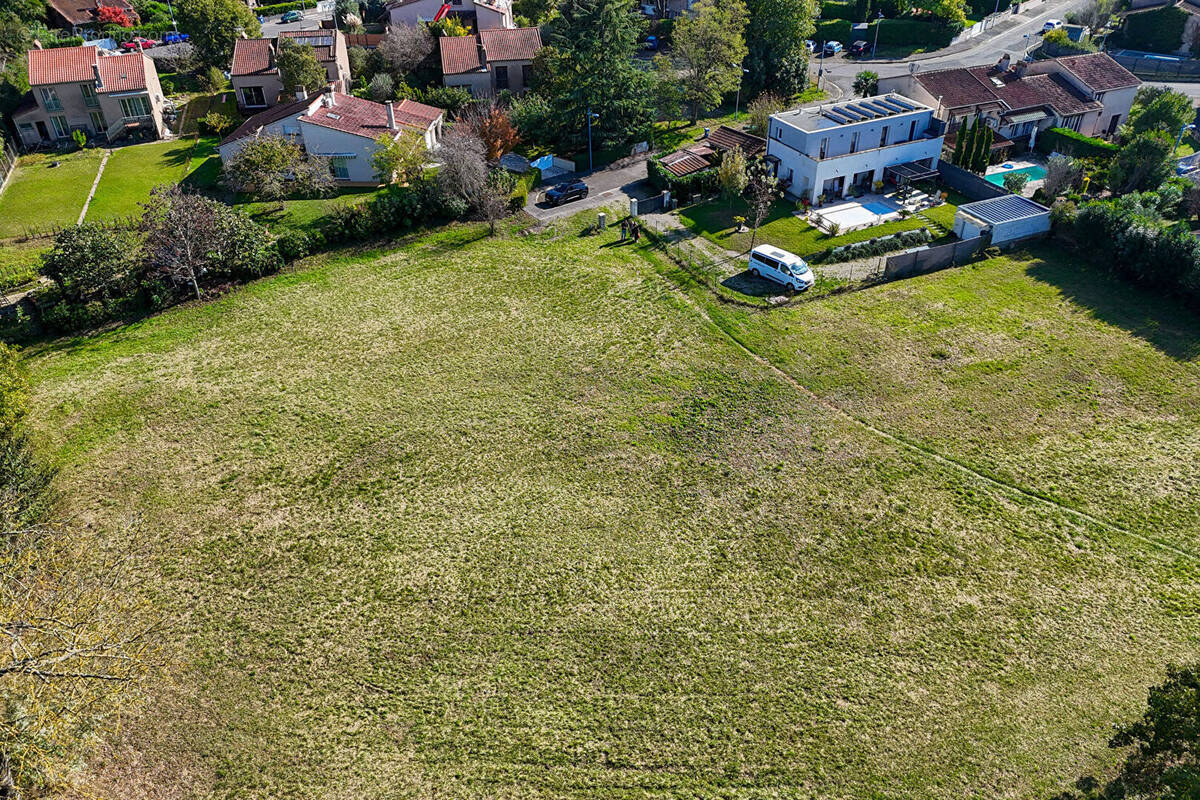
left=276, top=37, right=327, bottom=97
left=476, top=168, right=515, bottom=235
left=746, top=161, right=779, bottom=250
left=912, top=0, right=966, bottom=25
left=971, top=123, right=993, bottom=172
left=672, top=0, right=748, bottom=122
left=951, top=121, right=969, bottom=167
left=717, top=145, right=748, bottom=209
left=852, top=70, right=878, bottom=98
left=347, top=44, right=369, bottom=79
left=746, top=91, right=784, bottom=136
left=175, top=0, right=260, bottom=68
left=535, top=0, right=654, bottom=150
left=371, top=130, right=427, bottom=185
left=428, top=15, right=469, bottom=36
left=378, top=22, right=433, bottom=76
left=744, top=0, right=814, bottom=98
left=514, top=0, right=555, bottom=24
left=222, top=135, right=335, bottom=204
left=140, top=184, right=219, bottom=300
left=1043, top=153, right=1084, bottom=198
left=1127, top=86, right=1194, bottom=138
left=460, top=101, right=521, bottom=161
left=0, top=0, right=44, bottom=24
left=41, top=224, right=143, bottom=304
left=367, top=71, right=394, bottom=101
left=1075, top=0, right=1116, bottom=32
left=96, top=3, right=132, bottom=25
left=650, top=53, right=684, bottom=123
left=1108, top=131, right=1173, bottom=193
left=436, top=127, right=488, bottom=208
left=1002, top=170, right=1029, bottom=194
left=0, top=12, right=30, bottom=66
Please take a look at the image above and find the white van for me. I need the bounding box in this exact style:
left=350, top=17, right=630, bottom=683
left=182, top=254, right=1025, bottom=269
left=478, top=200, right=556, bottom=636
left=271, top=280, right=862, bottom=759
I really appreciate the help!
left=747, top=245, right=815, bottom=292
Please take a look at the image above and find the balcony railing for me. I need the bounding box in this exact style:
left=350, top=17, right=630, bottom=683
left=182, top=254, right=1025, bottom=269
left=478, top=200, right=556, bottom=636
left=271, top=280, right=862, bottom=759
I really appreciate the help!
left=105, top=114, right=155, bottom=142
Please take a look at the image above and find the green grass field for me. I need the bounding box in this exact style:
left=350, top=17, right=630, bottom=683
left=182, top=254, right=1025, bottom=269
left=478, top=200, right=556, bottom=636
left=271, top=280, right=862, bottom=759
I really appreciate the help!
left=86, top=138, right=215, bottom=222
left=23, top=220, right=1200, bottom=798
left=0, top=149, right=103, bottom=238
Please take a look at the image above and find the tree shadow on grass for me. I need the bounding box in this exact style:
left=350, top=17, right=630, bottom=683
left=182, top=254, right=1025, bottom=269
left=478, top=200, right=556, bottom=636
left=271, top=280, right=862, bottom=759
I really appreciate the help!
left=1025, top=244, right=1200, bottom=362
left=721, top=270, right=789, bottom=298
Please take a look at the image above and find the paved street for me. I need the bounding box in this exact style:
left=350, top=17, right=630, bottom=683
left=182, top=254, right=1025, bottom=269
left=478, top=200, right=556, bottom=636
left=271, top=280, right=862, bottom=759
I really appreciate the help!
left=524, top=159, right=658, bottom=222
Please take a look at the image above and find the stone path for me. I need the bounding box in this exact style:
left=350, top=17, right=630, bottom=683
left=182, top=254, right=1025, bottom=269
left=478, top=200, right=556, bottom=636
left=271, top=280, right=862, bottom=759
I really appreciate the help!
left=77, top=149, right=111, bottom=224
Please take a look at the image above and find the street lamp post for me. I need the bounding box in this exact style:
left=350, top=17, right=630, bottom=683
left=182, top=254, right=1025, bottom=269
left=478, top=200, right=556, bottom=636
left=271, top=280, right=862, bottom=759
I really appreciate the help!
left=818, top=40, right=824, bottom=88
left=1172, top=122, right=1196, bottom=159
left=872, top=11, right=883, bottom=57
left=587, top=107, right=599, bottom=173
left=732, top=65, right=749, bottom=121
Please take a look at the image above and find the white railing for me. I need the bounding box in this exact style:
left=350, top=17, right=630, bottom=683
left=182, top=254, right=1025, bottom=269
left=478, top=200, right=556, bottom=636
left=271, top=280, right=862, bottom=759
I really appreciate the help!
left=105, top=114, right=154, bottom=141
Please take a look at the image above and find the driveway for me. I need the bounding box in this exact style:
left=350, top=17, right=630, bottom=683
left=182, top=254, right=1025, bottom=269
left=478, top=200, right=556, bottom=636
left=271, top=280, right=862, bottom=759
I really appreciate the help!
left=525, top=159, right=658, bottom=222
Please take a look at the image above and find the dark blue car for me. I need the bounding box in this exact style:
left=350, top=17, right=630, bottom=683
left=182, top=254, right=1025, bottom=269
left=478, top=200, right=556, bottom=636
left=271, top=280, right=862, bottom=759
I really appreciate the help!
left=545, top=180, right=589, bottom=207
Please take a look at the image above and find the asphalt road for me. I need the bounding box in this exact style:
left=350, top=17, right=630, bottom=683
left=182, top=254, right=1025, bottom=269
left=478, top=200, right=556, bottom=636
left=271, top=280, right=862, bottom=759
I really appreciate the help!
left=525, top=159, right=658, bottom=222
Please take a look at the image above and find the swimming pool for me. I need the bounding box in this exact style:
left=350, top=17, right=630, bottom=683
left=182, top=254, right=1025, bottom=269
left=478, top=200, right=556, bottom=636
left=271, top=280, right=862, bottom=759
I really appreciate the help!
left=861, top=201, right=895, bottom=215
left=985, top=165, right=1047, bottom=186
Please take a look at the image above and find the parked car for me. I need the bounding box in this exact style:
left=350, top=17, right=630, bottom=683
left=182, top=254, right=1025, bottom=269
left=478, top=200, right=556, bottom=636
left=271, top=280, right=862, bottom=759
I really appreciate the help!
left=281, top=9, right=305, bottom=22
left=804, top=39, right=817, bottom=53
left=161, top=31, right=190, bottom=44
left=545, top=180, right=589, bottom=206
left=747, top=245, right=815, bottom=293
left=1041, top=19, right=1063, bottom=33
left=119, top=36, right=157, bottom=51
left=823, top=41, right=843, bottom=56
left=849, top=40, right=869, bottom=56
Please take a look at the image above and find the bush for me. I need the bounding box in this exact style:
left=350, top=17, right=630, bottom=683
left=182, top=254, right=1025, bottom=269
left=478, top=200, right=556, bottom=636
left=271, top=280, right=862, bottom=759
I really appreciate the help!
left=1074, top=200, right=1200, bottom=303
left=419, top=85, right=473, bottom=117
left=1036, top=127, right=1118, bottom=159
left=1111, top=5, right=1189, bottom=55
left=199, top=65, right=226, bottom=92
left=508, top=167, right=542, bottom=211
left=320, top=182, right=457, bottom=244
left=199, top=111, right=235, bottom=136
left=647, top=157, right=717, bottom=196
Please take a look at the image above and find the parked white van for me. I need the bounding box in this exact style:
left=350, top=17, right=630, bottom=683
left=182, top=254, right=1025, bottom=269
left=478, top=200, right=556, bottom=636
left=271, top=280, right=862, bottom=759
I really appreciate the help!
left=747, top=245, right=815, bottom=292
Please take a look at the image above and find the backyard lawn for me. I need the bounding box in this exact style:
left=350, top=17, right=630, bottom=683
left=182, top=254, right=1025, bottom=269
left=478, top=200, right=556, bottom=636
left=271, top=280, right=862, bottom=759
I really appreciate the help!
left=86, top=137, right=219, bottom=222
left=24, top=220, right=1200, bottom=798
left=0, top=149, right=103, bottom=238
left=680, top=195, right=957, bottom=257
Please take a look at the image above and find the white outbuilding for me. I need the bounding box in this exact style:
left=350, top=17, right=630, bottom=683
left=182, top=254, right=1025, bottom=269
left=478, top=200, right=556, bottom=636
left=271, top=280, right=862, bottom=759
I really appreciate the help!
left=953, top=195, right=1051, bottom=246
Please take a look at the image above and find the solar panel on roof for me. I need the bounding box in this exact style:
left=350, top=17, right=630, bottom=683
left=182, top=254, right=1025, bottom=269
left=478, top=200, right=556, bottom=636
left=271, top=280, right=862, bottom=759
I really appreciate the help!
left=869, top=100, right=905, bottom=115
left=834, top=105, right=868, bottom=120
left=845, top=104, right=880, bottom=119
left=821, top=110, right=853, bottom=124
left=885, top=96, right=916, bottom=110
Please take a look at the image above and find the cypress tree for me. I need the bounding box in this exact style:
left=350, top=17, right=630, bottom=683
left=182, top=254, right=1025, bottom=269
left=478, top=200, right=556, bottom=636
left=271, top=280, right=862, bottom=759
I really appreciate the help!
left=974, top=124, right=994, bottom=172
left=952, top=121, right=968, bottom=167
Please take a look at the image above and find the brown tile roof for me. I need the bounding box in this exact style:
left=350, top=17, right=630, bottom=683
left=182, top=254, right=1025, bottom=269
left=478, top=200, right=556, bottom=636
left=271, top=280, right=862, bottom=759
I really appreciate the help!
left=301, top=92, right=440, bottom=138
left=231, top=38, right=275, bottom=76
left=440, top=35, right=482, bottom=75
left=913, top=66, right=1004, bottom=110
left=660, top=144, right=716, bottom=177
left=393, top=98, right=443, bottom=128
left=1056, top=53, right=1140, bottom=91
left=479, top=26, right=541, bottom=62
left=914, top=63, right=1101, bottom=117
left=219, top=93, right=315, bottom=145
left=28, top=45, right=97, bottom=85
left=46, top=0, right=135, bottom=26
left=707, top=125, right=765, bottom=156
left=95, top=52, right=149, bottom=92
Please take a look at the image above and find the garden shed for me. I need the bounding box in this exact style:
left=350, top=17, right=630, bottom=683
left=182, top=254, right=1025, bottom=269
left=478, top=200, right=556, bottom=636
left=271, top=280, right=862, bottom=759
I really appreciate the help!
left=954, top=195, right=1051, bottom=246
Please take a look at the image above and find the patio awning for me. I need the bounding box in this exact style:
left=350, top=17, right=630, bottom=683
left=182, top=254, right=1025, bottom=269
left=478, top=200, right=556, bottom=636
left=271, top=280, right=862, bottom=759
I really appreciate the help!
left=884, top=161, right=938, bottom=183
left=1001, top=110, right=1049, bottom=125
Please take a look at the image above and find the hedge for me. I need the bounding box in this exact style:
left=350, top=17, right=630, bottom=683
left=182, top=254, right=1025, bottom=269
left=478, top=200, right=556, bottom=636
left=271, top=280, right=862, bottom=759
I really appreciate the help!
left=509, top=166, right=542, bottom=211
left=1036, top=127, right=1118, bottom=159
left=253, top=1, right=307, bottom=15
left=814, top=17, right=955, bottom=48
left=647, top=157, right=717, bottom=196
left=1111, top=6, right=1188, bottom=55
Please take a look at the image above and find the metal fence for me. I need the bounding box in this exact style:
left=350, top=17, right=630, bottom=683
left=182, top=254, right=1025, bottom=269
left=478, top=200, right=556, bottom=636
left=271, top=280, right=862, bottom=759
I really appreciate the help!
left=936, top=162, right=1009, bottom=202
left=1110, top=53, right=1200, bottom=81
left=0, top=138, right=17, bottom=196
left=883, top=236, right=985, bottom=279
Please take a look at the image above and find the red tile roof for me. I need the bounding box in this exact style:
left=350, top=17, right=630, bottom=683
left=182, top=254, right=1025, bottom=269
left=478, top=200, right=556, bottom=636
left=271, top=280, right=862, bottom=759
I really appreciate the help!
left=393, top=98, right=443, bottom=128
left=301, top=92, right=441, bottom=138
left=231, top=38, right=275, bottom=76
left=1056, top=53, right=1140, bottom=91
left=46, top=0, right=136, bottom=26
left=707, top=125, right=765, bottom=156
left=912, top=66, right=1004, bottom=111
left=95, top=52, right=148, bottom=92
left=28, top=45, right=97, bottom=85
left=219, top=93, right=315, bottom=145
left=440, top=35, right=481, bottom=75
left=915, top=63, right=1101, bottom=117
left=660, top=149, right=712, bottom=177
left=479, top=27, right=541, bottom=62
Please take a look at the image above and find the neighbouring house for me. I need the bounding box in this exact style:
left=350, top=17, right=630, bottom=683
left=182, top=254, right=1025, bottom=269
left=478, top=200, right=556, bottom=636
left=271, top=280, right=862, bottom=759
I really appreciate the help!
left=765, top=94, right=945, bottom=204
left=879, top=52, right=1140, bottom=148
left=657, top=124, right=766, bottom=180
left=13, top=44, right=167, bottom=147
left=45, top=0, right=138, bottom=32
left=639, top=0, right=696, bottom=17
left=217, top=90, right=444, bottom=185
left=439, top=27, right=542, bottom=96
left=388, top=0, right=515, bottom=29
left=953, top=194, right=1050, bottom=246
left=230, top=30, right=352, bottom=112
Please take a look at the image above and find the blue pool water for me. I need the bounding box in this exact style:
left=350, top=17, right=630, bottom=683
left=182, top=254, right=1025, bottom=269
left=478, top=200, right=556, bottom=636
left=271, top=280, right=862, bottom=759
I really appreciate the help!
left=985, top=164, right=1047, bottom=186
left=861, top=201, right=894, bottom=215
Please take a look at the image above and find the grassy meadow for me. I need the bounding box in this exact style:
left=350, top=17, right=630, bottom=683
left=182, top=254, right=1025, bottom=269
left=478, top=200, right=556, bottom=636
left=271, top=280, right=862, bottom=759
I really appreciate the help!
left=22, top=217, right=1200, bottom=798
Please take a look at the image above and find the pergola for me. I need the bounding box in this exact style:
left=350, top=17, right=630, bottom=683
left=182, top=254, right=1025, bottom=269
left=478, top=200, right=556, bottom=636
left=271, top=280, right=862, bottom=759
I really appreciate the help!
left=884, top=161, right=939, bottom=199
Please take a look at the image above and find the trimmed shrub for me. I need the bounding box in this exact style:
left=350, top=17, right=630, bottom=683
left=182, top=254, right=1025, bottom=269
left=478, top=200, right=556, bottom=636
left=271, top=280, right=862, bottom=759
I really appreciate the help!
left=647, top=157, right=717, bottom=196
left=1036, top=127, right=1118, bottom=159
left=508, top=167, right=542, bottom=211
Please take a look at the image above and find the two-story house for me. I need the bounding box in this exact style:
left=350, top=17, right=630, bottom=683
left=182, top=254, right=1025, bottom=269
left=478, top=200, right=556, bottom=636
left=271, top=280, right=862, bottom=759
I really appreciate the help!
left=230, top=30, right=352, bottom=112
left=12, top=44, right=167, bottom=148
left=765, top=93, right=945, bottom=204
left=439, top=27, right=541, bottom=96
left=387, top=0, right=515, bottom=30
left=878, top=52, right=1140, bottom=148
left=217, top=89, right=444, bottom=185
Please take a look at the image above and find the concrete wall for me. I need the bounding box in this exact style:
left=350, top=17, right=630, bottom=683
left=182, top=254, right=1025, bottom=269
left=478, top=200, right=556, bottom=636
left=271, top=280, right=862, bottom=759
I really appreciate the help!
left=883, top=236, right=984, bottom=280
left=936, top=161, right=1008, bottom=201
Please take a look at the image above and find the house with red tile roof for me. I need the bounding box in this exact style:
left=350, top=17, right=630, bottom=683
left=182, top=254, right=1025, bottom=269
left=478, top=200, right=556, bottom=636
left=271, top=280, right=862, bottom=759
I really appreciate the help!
left=879, top=52, right=1140, bottom=148
left=12, top=44, right=167, bottom=148
left=230, top=30, right=352, bottom=111
left=387, top=0, right=514, bottom=31
left=439, top=27, right=541, bottom=97
left=45, top=0, right=138, bottom=31
left=217, top=90, right=445, bottom=185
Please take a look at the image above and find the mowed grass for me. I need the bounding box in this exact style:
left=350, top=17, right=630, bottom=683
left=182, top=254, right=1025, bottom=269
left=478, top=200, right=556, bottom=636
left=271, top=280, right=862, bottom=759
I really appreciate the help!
left=0, top=149, right=103, bottom=237
left=24, top=221, right=1200, bottom=798
left=86, top=138, right=214, bottom=222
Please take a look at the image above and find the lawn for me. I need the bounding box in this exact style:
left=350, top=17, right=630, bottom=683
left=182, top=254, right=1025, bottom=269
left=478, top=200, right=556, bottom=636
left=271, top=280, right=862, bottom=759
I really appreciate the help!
left=85, top=137, right=218, bottom=222
left=24, top=219, right=1200, bottom=798
left=680, top=195, right=955, bottom=257
left=0, top=149, right=103, bottom=238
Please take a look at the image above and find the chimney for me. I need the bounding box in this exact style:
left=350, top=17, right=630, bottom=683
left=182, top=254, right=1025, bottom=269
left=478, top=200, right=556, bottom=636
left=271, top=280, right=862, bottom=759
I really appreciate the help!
left=32, top=38, right=43, bottom=50
left=296, top=86, right=307, bottom=100
left=93, top=63, right=103, bottom=89
left=386, top=100, right=397, bottom=130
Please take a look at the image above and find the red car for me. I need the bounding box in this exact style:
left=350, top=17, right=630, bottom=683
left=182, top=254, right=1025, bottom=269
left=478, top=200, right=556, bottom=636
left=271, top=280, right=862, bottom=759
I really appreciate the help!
left=120, top=37, right=158, bottom=51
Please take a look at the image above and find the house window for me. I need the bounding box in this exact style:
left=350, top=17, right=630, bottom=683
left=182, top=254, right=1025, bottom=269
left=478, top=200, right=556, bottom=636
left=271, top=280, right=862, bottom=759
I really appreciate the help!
left=50, top=115, right=70, bottom=138
left=818, top=137, right=828, bottom=158
left=119, top=95, right=152, bottom=119
left=330, top=157, right=351, bottom=180
left=40, top=87, right=62, bottom=112
left=771, top=125, right=780, bottom=140
left=80, top=82, right=99, bottom=108
left=850, top=131, right=859, bottom=153
left=1065, top=114, right=1082, bottom=132
left=494, top=65, right=509, bottom=90
left=89, top=110, right=106, bottom=133
left=879, top=125, right=889, bottom=147
left=240, top=86, right=266, bottom=107
left=521, top=64, right=531, bottom=87
left=908, top=119, right=917, bottom=141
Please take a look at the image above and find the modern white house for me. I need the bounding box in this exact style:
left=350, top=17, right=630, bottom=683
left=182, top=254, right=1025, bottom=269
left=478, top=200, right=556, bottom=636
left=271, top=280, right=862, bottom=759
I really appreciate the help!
left=765, top=94, right=945, bottom=205
left=217, top=90, right=444, bottom=185
left=387, top=0, right=514, bottom=29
